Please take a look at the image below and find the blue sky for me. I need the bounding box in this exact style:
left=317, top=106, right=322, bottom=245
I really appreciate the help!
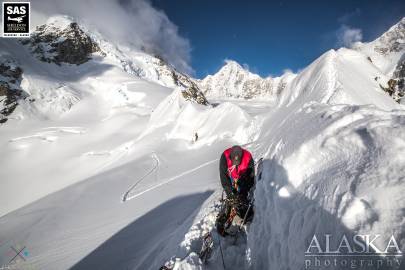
left=151, top=0, right=405, bottom=78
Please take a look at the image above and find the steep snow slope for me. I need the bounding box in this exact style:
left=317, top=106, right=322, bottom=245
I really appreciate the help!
left=198, top=60, right=296, bottom=99
left=279, top=49, right=399, bottom=110
left=157, top=29, right=405, bottom=270
left=168, top=103, right=405, bottom=270
left=354, top=17, right=405, bottom=103
left=354, top=17, right=404, bottom=75
left=248, top=103, right=405, bottom=270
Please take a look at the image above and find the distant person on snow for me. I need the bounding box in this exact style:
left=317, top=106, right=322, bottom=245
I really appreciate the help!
left=216, top=145, right=255, bottom=236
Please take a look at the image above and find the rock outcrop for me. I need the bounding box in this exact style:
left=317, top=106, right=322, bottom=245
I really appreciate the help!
left=22, top=21, right=103, bottom=65
left=0, top=59, right=29, bottom=123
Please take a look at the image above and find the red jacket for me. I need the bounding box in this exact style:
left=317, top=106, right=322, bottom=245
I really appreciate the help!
left=220, top=147, right=254, bottom=197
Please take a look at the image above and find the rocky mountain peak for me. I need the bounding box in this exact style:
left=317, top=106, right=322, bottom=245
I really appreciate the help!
left=21, top=16, right=103, bottom=65
left=198, top=60, right=283, bottom=99
left=372, top=17, right=405, bottom=55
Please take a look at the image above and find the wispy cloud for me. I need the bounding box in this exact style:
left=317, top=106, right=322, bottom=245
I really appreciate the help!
left=336, top=24, right=363, bottom=48
left=31, top=0, right=193, bottom=74
left=338, top=8, right=361, bottom=24
left=334, top=9, right=363, bottom=48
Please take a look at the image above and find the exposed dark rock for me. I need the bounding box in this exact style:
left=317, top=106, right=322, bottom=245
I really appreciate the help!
left=150, top=55, right=209, bottom=105
left=0, top=83, right=25, bottom=115
left=23, top=21, right=103, bottom=65
left=379, top=78, right=403, bottom=103
left=181, top=83, right=209, bottom=105
left=0, top=64, right=22, bottom=79
left=0, top=60, right=29, bottom=123
left=379, top=53, right=405, bottom=103
left=393, top=57, right=405, bottom=89
left=373, top=18, right=404, bottom=55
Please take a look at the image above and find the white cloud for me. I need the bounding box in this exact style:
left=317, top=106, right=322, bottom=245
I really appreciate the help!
left=338, top=8, right=361, bottom=24
left=30, top=0, right=193, bottom=74
left=336, top=24, right=363, bottom=48
left=282, top=68, right=294, bottom=75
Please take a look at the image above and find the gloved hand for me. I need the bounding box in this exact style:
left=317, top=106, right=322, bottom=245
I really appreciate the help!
left=227, top=192, right=243, bottom=207
left=226, top=192, right=237, bottom=201
left=238, top=194, right=249, bottom=204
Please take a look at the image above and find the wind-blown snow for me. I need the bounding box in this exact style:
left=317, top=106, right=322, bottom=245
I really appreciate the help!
left=249, top=103, right=405, bottom=269
left=141, top=88, right=260, bottom=147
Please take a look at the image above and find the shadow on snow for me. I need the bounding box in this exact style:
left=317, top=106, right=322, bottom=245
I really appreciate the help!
left=70, top=191, right=213, bottom=270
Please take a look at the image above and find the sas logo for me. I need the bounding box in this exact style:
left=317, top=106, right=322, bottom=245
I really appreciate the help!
left=2, top=2, right=30, bottom=38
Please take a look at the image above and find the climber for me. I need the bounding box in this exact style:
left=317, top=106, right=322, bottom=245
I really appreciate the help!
left=216, top=145, right=255, bottom=236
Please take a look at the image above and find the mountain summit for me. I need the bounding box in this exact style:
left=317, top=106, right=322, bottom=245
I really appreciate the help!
left=198, top=60, right=295, bottom=99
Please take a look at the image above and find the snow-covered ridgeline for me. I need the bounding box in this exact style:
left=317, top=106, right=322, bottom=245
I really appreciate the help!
left=199, top=18, right=404, bottom=103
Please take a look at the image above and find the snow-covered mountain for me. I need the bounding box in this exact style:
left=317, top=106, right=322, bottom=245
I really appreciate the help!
left=0, top=15, right=207, bottom=123
left=355, top=17, right=404, bottom=75
left=198, top=60, right=296, bottom=99
left=354, top=17, right=405, bottom=102
left=0, top=14, right=405, bottom=270
left=200, top=18, right=404, bottom=103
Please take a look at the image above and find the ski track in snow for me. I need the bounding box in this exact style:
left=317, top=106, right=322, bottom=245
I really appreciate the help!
left=123, top=158, right=219, bottom=201
left=8, top=127, right=87, bottom=143
left=122, top=153, right=160, bottom=202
